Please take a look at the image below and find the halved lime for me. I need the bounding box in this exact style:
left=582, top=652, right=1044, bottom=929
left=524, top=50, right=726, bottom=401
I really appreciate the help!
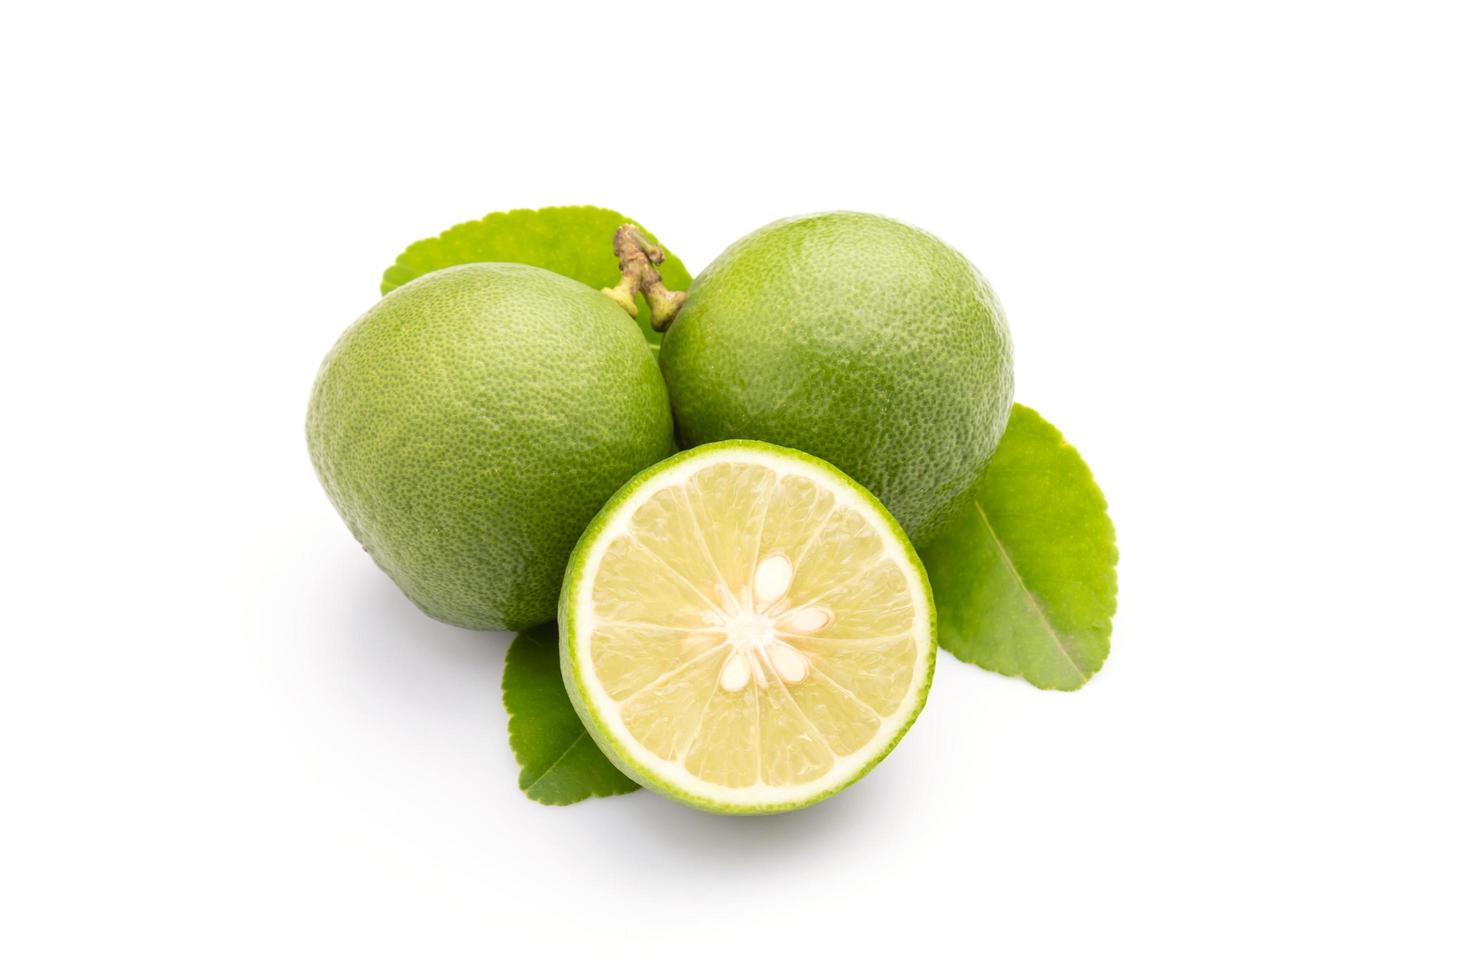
left=558, top=440, right=936, bottom=814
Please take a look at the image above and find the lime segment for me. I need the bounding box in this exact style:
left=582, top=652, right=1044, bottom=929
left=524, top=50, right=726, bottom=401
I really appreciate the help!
left=560, top=441, right=936, bottom=813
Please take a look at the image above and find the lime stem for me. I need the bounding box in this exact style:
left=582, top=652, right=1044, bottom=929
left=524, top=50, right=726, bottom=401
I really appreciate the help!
left=601, top=224, right=686, bottom=331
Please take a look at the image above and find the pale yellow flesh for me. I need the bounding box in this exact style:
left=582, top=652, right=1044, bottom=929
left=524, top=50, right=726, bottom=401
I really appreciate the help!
left=584, top=459, right=923, bottom=791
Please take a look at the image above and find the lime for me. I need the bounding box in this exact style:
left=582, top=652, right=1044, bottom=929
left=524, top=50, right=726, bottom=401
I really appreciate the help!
left=559, top=441, right=936, bottom=813
left=307, top=263, right=675, bottom=631
left=658, top=211, right=1014, bottom=546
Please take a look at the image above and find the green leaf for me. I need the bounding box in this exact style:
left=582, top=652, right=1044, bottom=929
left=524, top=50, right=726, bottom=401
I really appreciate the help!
left=381, top=205, right=691, bottom=345
left=919, top=404, right=1118, bottom=691
left=502, top=623, right=639, bottom=805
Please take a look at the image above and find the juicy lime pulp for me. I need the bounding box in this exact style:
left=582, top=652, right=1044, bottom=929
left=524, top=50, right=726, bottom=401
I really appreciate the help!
left=559, top=441, right=936, bottom=814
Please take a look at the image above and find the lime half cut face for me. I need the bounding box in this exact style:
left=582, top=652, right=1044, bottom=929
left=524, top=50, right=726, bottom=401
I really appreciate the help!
left=559, top=441, right=936, bottom=814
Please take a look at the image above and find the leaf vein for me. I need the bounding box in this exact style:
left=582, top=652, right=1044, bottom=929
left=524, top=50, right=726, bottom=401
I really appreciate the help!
left=973, top=502, right=1089, bottom=681
left=522, top=730, right=589, bottom=795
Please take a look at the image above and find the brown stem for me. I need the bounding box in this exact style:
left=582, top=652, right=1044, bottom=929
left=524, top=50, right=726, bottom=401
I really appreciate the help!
left=601, top=224, right=686, bottom=331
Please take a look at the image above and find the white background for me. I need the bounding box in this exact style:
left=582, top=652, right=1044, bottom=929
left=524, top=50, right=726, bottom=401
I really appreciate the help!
left=3, top=2, right=1467, bottom=976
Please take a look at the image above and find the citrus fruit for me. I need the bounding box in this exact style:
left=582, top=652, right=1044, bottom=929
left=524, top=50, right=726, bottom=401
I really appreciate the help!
left=658, top=211, right=1014, bottom=546
left=559, top=440, right=936, bottom=813
left=307, top=263, right=675, bottom=631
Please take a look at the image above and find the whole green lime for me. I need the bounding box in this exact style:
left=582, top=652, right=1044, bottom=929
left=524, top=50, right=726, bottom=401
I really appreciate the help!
left=658, top=212, right=1014, bottom=545
left=307, top=263, right=675, bottom=630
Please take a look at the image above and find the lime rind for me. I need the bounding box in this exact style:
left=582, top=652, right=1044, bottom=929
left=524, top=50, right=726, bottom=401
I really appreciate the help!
left=558, top=440, right=937, bottom=815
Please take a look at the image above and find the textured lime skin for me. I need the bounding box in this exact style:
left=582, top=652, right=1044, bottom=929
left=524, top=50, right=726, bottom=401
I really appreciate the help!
left=659, top=212, right=1014, bottom=546
left=558, top=441, right=937, bottom=815
left=307, top=263, right=675, bottom=631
